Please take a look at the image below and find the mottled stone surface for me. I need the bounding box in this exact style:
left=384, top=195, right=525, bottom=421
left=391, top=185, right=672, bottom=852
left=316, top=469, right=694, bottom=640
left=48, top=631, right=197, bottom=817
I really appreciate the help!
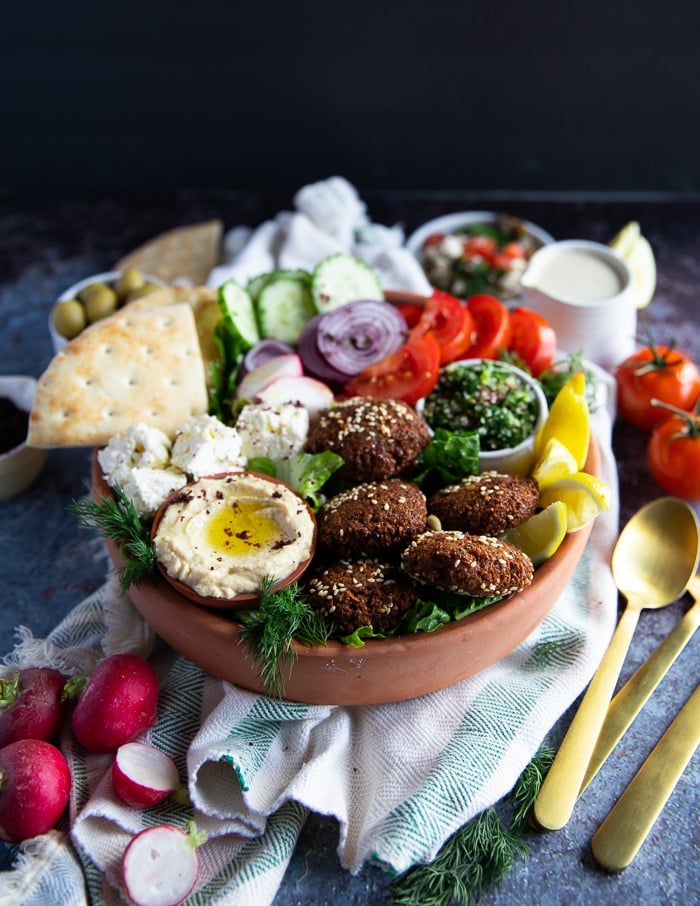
left=1, top=192, right=698, bottom=904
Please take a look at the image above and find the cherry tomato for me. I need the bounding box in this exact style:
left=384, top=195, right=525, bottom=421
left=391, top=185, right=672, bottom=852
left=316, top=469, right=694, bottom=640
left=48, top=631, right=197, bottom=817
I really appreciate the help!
left=343, top=331, right=441, bottom=406
left=615, top=342, right=700, bottom=430
left=647, top=407, right=700, bottom=501
left=507, top=307, right=557, bottom=377
left=462, top=236, right=497, bottom=260
left=412, top=290, right=474, bottom=365
left=464, top=294, right=511, bottom=359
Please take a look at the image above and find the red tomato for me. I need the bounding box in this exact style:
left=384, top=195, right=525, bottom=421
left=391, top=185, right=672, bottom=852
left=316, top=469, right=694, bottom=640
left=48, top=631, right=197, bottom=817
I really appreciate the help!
left=394, top=302, right=423, bottom=328
left=343, top=332, right=441, bottom=406
left=647, top=409, right=700, bottom=501
left=500, top=241, right=527, bottom=260
left=462, top=236, right=497, bottom=260
left=507, top=307, right=557, bottom=377
left=615, top=343, right=700, bottom=430
left=422, top=232, right=445, bottom=248
left=412, top=290, right=474, bottom=365
left=464, top=294, right=512, bottom=359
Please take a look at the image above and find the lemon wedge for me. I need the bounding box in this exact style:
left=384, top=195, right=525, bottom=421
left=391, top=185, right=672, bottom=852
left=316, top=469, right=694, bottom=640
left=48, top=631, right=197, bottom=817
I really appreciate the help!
left=539, top=472, right=611, bottom=532
left=504, top=501, right=568, bottom=566
left=531, top=437, right=579, bottom=489
left=535, top=373, right=590, bottom=470
left=609, top=220, right=657, bottom=309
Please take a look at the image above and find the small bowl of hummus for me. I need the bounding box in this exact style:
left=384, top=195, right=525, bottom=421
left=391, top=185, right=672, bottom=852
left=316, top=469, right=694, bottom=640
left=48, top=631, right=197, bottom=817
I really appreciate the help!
left=151, top=471, right=318, bottom=609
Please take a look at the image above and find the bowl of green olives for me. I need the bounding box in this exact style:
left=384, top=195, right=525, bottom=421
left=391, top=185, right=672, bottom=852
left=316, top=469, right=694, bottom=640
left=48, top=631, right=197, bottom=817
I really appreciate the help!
left=49, top=268, right=168, bottom=353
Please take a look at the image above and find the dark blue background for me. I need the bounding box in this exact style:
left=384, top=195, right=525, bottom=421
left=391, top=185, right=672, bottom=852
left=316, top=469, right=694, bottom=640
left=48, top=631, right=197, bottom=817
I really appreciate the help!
left=3, top=2, right=699, bottom=194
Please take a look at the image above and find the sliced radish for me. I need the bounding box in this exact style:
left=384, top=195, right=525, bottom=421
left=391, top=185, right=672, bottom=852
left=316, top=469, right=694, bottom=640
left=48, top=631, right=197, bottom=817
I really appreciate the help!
left=112, top=742, right=180, bottom=808
left=123, top=822, right=204, bottom=906
left=236, top=354, right=303, bottom=400
left=256, top=375, right=334, bottom=417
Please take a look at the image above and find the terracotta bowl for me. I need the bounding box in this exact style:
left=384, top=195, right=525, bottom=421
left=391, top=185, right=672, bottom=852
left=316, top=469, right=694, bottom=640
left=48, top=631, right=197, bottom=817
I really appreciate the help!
left=149, top=471, right=317, bottom=610
left=93, top=437, right=600, bottom=706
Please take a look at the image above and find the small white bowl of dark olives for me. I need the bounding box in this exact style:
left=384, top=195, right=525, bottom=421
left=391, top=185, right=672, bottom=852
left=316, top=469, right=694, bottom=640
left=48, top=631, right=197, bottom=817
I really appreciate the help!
left=49, top=268, right=168, bottom=354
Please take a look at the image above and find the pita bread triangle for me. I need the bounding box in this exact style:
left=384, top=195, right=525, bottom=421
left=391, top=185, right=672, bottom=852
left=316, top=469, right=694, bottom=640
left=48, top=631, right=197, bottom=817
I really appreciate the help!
left=28, top=303, right=208, bottom=447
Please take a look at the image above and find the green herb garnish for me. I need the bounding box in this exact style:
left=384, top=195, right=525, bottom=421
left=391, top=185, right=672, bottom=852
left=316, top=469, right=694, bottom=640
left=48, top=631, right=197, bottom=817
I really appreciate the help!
left=68, top=486, right=157, bottom=593
left=390, top=743, right=555, bottom=906
left=247, top=451, right=345, bottom=511
left=238, top=578, right=331, bottom=698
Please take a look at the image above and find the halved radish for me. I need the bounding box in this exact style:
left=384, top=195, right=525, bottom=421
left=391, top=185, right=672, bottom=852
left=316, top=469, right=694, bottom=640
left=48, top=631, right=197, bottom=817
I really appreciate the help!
left=112, top=742, right=180, bottom=808
left=122, top=822, right=205, bottom=906
left=256, top=375, right=334, bottom=417
left=236, top=354, right=303, bottom=400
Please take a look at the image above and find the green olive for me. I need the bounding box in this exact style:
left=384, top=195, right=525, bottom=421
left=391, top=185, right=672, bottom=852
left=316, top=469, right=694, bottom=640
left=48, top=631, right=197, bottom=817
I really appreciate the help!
left=126, top=282, right=162, bottom=301
left=53, top=299, right=87, bottom=339
left=114, top=267, right=145, bottom=301
left=84, top=286, right=119, bottom=323
left=77, top=281, right=113, bottom=304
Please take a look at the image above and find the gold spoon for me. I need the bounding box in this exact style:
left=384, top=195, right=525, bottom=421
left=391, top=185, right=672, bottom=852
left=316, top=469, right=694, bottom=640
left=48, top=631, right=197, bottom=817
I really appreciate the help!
left=532, top=497, right=700, bottom=832
left=591, top=680, right=700, bottom=871
left=580, top=568, right=700, bottom=795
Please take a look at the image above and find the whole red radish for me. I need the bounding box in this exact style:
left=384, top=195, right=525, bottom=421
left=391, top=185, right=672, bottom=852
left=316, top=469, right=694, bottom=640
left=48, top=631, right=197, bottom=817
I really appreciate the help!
left=0, top=738, right=71, bottom=842
left=112, top=742, right=180, bottom=808
left=122, top=821, right=205, bottom=906
left=0, top=667, right=69, bottom=747
left=71, top=653, right=159, bottom=754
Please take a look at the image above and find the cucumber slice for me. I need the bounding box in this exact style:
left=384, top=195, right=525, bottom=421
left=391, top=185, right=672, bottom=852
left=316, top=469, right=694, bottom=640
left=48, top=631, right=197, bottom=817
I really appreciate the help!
left=219, top=280, right=260, bottom=349
left=256, top=276, right=315, bottom=344
left=311, top=253, right=383, bottom=313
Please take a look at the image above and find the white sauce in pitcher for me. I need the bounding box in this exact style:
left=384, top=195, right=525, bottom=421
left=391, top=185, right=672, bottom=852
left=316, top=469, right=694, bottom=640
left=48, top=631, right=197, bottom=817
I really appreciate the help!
left=532, top=248, right=624, bottom=302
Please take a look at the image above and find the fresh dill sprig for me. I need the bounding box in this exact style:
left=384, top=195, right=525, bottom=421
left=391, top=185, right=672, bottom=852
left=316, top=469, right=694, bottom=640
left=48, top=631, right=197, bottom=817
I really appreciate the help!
left=68, top=485, right=157, bottom=593
left=390, top=743, right=555, bottom=906
left=238, top=578, right=331, bottom=698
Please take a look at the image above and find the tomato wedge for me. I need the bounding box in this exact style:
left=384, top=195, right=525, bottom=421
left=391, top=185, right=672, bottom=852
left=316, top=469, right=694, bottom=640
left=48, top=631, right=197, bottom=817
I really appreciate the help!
left=412, top=290, right=474, bottom=365
left=464, top=294, right=511, bottom=359
left=507, top=306, right=557, bottom=376
left=343, top=331, right=441, bottom=406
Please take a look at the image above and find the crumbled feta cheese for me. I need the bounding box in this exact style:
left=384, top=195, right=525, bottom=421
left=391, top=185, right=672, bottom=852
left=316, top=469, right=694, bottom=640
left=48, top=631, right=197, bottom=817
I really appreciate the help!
left=98, top=422, right=172, bottom=488
left=121, top=467, right=188, bottom=518
left=170, top=414, right=245, bottom=479
left=235, top=402, right=309, bottom=460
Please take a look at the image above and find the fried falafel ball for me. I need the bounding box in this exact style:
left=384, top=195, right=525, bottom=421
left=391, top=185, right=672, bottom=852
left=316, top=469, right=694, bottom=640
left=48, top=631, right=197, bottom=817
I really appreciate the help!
left=317, top=479, right=428, bottom=558
left=304, top=558, right=419, bottom=636
left=401, top=530, right=534, bottom=597
left=428, top=472, right=539, bottom=536
left=306, top=396, right=431, bottom=483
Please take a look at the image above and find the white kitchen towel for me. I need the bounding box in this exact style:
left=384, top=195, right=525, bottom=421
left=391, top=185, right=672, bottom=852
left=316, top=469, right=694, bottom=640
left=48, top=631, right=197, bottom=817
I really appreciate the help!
left=206, top=175, right=433, bottom=294
left=0, top=403, right=618, bottom=906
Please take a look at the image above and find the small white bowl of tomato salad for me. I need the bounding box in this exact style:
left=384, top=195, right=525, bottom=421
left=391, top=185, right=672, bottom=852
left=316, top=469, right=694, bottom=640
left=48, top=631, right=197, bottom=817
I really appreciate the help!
left=415, top=358, right=549, bottom=476
left=406, top=211, right=554, bottom=301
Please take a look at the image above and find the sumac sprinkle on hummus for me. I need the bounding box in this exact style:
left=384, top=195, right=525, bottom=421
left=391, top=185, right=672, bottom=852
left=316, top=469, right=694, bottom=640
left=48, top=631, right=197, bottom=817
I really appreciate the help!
left=152, top=473, right=316, bottom=599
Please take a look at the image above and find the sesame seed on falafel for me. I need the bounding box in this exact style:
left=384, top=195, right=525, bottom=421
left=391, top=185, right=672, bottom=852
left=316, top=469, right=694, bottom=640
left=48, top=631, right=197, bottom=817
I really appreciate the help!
left=428, top=472, right=539, bottom=536
left=317, top=479, right=428, bottom=558
left=306, top=396, right=431, bottom=483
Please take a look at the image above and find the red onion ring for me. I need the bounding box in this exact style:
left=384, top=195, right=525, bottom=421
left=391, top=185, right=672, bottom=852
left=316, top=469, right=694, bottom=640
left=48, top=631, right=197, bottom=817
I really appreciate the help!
left=313, top=300, right=407, bottom=377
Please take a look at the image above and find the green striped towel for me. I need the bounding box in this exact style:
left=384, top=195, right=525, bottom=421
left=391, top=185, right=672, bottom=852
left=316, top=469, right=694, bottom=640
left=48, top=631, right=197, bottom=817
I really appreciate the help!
left=0, top=409, right=618, bottom=906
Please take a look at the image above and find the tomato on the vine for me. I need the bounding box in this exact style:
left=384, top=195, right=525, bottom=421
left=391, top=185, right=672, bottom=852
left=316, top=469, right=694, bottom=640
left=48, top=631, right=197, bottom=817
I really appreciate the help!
left=412, top=290, right=474, bottom=365
left=647, top=405, right=700, bottom=501
left=507, top=307, right=557, bottom=377
left=464, top=294, right=511, bottom=359
left=615, top=342, right=700, bottom=430
left=343, top=331, right=441, bottom=406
